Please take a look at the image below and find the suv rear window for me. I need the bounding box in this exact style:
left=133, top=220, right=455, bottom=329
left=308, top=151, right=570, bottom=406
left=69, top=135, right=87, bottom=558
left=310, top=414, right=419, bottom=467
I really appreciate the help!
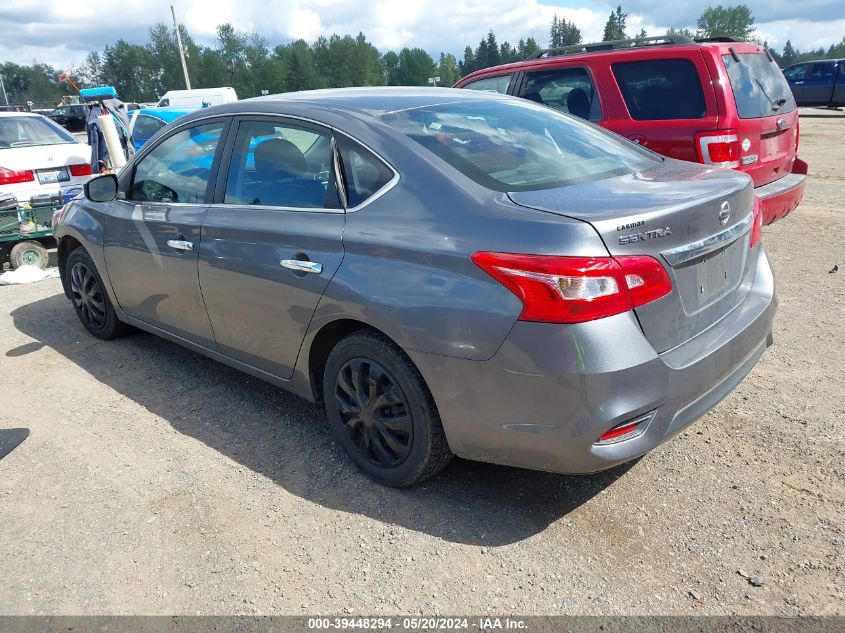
left=612, top=59, right=706, bottom=120
left=722, top=53, right=796, bottom=119
left=380, top=99, right=657, bottom=192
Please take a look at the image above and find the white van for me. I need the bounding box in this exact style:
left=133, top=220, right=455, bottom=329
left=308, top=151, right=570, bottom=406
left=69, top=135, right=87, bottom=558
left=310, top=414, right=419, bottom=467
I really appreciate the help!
left=156, top=87, right=238, bottom=108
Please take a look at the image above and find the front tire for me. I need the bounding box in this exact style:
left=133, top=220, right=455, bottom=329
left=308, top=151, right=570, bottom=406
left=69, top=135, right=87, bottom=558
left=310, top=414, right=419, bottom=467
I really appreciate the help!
left=66, top=247, right=131, bottom=340
left=323, top=331, right=452, bottom=487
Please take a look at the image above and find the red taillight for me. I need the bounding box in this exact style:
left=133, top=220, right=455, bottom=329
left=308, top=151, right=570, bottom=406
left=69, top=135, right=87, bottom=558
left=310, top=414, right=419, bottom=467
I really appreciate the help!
left=695, top=130, right=740, bottom=168
left=471, top=252, right=672, bottom=324
left=750, top=196, right=763, bottom=248
left=0, top=166, right=35, bottom=185
left=69, top=163, right=92, bottom=177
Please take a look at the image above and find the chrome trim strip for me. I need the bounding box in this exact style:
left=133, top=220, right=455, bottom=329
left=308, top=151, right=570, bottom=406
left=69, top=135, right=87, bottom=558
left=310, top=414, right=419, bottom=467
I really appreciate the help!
left=142, top=110, right=401, bottom=215
left=661, top=213, right=753, bottom=267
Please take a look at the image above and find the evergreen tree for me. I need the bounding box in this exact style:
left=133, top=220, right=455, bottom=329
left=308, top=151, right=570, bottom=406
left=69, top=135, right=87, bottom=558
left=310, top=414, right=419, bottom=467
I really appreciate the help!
left=782, top=40, right=797, bottom=67
left=603, top=5, right=628, bottom=41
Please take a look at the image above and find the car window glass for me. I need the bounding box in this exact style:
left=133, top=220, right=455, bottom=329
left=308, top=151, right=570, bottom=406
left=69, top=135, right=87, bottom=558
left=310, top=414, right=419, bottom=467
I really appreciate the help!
left=519, top=67, right=602, bottom=121
left=462, top=74, right=514, bottom=94
left=381, top=99, right=658, bottom=192
left=337, top=138, right=395, bottom=207
left=224, top=120, right=333, bottom=209
left=721, top=53, right=796, bottom=119
left=133, top=115, right=164, bottom=144
left=810, top=63, right=834, bottom=78
left=783, top=65, right=806, bottom=81
left=0, top=116, right=76, bottom=148
left=612, top=58, right=706, bottom=120
left=130, top=122, right=224, bottom=203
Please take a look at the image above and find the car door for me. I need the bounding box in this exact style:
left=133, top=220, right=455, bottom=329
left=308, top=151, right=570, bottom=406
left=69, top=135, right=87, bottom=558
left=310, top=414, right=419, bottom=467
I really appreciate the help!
left=802, top=62, right=836, bottom=105
left=103, top=117, right=229, bottom=347
left=198, top=116, right=345, bottom=379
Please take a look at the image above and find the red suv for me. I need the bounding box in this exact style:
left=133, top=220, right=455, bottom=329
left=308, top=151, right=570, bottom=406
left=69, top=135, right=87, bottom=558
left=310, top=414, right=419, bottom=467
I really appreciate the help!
left=454, top=35, right=807, bottom=224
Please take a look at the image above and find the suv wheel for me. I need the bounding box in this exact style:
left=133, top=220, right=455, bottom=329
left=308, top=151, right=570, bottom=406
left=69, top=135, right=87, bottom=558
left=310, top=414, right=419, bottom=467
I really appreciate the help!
left=66, top=247, right=131, bottom=340
left=323, top=331, right=452, bottom=487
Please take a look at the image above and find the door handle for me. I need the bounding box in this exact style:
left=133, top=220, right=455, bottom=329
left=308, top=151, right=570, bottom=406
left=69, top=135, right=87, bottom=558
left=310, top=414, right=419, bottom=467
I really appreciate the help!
left=166, top=239, right=194, bottom=252
left=794, top=81, right=804, bottom=85
left=281, top=259, right=323, bottom=274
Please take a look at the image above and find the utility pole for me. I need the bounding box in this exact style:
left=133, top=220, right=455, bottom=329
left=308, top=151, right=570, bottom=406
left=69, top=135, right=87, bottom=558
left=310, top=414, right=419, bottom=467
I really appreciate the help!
left=171, top=5, right=192, bottom=90
left=0, top=74, right=9, bottom=107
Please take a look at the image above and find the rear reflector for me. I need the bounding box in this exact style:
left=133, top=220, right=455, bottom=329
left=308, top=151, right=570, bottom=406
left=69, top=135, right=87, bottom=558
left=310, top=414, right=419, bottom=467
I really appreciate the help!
left=0, top=166, right=35, bottom=186
left=69, top=163, right=92, bottom=177
left=471, top=252, right=672, bottom=324
left=596, top=412, right=653, bottom=445
left=750, top=196, right=763, bottom=248
left=695, top=129, right=740, bottom=168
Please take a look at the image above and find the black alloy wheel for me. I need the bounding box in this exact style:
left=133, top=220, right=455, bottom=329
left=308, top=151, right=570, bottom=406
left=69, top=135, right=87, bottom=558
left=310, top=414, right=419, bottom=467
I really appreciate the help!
left=70, top=260, right=107, bottom=331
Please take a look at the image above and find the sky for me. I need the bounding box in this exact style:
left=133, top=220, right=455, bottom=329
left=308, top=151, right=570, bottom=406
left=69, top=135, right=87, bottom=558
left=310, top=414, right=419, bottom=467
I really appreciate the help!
left=1, top=0, right=844, bottom=70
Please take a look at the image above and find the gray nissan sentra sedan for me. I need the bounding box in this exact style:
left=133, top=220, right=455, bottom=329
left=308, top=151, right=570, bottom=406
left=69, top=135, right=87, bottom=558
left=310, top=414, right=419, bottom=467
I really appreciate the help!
left=53, top=87, right=776, bottom=487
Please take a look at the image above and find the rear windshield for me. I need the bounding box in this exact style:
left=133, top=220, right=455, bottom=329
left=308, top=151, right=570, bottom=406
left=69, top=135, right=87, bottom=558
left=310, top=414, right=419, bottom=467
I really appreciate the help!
left=380, top=99, right=658, bottom=192
left=612, top=59, right=707, bottom=120
left=0, top=116, right=77, bottom=148
left=722, top=53, right=796, bottom=119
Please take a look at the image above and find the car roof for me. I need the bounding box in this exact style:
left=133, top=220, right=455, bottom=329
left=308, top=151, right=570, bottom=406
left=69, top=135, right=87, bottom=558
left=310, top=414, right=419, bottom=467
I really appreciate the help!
left=243, top=86, right=512, bottom=116
left=0, top=111, right=41, bottom=118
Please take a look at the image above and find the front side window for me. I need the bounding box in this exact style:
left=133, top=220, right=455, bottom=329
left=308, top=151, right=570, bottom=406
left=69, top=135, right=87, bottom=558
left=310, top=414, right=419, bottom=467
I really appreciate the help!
left=0, top=116, right=76, bottom=148
left=224, top=120, right=334, bottom=209
left=130, top=121, right=224, bottom=203
left=380, top=98, right=658, bottom=192
left=132, top=115, right=164, bottom=145
left=462, top=74, right=514, bottom=94
left=612, top=58, right=707, bottom=120
left=782, top=65, right=807, bottom=81
left=337, top=138, right=395, bottom=207
left=519, top=67, right=602, bottom=121
left=721, top=53, right=796, bottom=119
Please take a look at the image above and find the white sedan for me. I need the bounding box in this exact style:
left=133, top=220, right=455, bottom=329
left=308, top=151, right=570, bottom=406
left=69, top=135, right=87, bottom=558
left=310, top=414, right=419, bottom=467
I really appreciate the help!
left=0, top=111, right=92, bottom=204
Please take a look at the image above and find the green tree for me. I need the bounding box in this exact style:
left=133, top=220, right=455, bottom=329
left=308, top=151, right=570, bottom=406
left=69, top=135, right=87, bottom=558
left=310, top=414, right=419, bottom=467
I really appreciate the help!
left=696, top=4, right=756, bottom=41
left=550, top=15, right=582, bottom=48
left=518, top=37, right=541, bottom=59
left=603, top=5, right=628, bottom=41
left=667, top=26, right=696, bottom=39
left=396, top=48, right=435, bottom=85
left=781, top=40, right=797, bottom=67
left=383, top=51, right=401, bottom=85
left=437, top=53, right=460, bottom=86
left=459, top=46, right=476, bottom=75
left=78, top=51, right=104, bottom=87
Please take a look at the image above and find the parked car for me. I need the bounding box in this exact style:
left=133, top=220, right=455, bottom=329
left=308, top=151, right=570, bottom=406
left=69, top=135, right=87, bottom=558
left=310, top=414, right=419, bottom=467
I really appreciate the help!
left=54, top=88, right=775, bottom=486
left=455, top=35, right=807, bottom=225
left=783, top=59, right=845, bottom=107
left=0, top=112, right=92, bottom=204
left=47, top=104, right=88, bottom=132
left=156, top=87, right=238, bottom=108
left=128, top=107, right=196, bottom=151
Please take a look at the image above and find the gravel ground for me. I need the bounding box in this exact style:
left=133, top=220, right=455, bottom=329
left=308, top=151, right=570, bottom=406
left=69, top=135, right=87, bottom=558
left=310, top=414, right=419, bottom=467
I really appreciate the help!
left=0, top=112, right=843, bottom=616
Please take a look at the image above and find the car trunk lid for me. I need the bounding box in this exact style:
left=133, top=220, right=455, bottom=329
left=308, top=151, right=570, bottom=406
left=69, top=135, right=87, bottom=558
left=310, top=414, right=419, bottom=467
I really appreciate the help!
left=509, top=160, right=757, bottom=353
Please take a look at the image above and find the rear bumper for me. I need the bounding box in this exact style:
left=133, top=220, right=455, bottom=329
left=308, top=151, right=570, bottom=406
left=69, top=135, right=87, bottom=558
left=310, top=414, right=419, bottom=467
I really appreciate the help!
left=756, top=160, right=807, bottom=225
left=410, top=248, right=776, bottom=475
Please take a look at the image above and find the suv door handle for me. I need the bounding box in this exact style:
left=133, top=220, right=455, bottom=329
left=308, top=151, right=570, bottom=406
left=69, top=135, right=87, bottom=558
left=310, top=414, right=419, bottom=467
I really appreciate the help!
left=166, top=239, right=194, bottom=252
left=281, top=259, right=323, bottom=274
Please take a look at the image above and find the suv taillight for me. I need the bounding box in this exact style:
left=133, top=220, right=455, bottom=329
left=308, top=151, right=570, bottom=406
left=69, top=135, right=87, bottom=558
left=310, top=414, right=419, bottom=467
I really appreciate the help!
left=471, top=252, right=672, bottom=324
left=695, top=130, right=740, bottom=168
left=0, top=166, right=35, bottom=185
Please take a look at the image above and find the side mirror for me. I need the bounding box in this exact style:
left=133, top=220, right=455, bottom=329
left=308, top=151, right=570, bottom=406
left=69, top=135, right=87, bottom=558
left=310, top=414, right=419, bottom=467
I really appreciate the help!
left=84, top=173, right=119, bottom=203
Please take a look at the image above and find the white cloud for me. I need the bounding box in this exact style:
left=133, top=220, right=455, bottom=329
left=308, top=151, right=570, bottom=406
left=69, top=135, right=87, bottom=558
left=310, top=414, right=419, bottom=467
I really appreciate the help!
left=0, top=0, right=843, bottom=70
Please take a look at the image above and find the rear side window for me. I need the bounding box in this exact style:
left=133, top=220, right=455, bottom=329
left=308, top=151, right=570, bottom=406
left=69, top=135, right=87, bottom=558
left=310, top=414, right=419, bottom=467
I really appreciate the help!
left=809, top=62, right=835, bottom=79
left=224, top=120, right=334, bottom=209
left=133, top=115, right=164, bottom=144
left=722, top=53, right=796, bottom=119
left=462, top=75, right=513, bottom=94
left=519, top=67, right=602, bottom=121
left=337, top=138, right=395, bottom=207
left=612, top=59, right=706, bottom=120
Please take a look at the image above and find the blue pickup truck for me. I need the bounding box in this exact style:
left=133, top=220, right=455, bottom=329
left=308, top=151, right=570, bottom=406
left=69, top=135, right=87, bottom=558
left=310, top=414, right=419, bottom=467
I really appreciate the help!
left=783, top=59, right=845, bottom=107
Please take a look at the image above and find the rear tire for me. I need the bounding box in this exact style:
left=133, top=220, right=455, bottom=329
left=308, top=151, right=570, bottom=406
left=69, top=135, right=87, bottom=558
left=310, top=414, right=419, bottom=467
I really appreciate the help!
left=65, top=247, right=131, bottom=340
left=323, top=331, right=452, bottom=487
left=10, top=241, right=48, bottom=270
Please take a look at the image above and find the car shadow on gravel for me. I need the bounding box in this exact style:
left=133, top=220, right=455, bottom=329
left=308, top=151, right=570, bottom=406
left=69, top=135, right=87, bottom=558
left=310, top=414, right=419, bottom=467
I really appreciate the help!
left=12, top=292, right=636, bottom=546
